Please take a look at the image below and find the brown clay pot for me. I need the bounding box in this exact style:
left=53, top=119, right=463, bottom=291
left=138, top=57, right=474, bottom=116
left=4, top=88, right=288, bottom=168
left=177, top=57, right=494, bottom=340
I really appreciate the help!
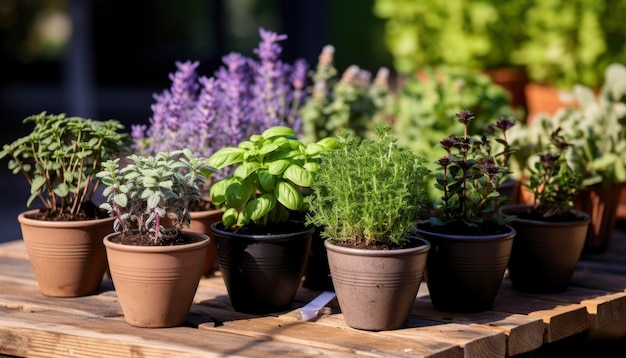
left=18, top=209, right=114, bottom=297
left=415, top=221, right=515, bottom=313
left=103, top=231, right=210, bottom=328
left=501, top=204, right=590, bottom=293
left=189, top=208, right=222, bottom=275
left=575, top=184, right=624, bottom=254
left=325, top=236, right=430, bottom=331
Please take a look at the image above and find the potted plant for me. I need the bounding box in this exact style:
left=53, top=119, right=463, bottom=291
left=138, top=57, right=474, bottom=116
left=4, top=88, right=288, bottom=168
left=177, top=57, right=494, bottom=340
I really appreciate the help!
left=305, top=124, right=431, bottom=331
left=532, top=63, right=626, bottom=253
left=500, top=128, right=590, bottom=293
left=299, top=44, right=392, bottom=291
left=0, top=112, right=127, bottom=297
left=207, top=126, right=338, bottom=314
left=414, top=110, right=517, bottom=313
left=131, top=28, right=310, bottom=275
left=97, top=149, right=214, bottom=328
left=389, top=66, right=521, bottom=203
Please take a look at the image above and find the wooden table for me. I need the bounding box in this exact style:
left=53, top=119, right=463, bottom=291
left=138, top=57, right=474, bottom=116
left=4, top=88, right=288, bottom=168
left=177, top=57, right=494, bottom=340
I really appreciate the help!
left=1, top=230, right=626, bottom=358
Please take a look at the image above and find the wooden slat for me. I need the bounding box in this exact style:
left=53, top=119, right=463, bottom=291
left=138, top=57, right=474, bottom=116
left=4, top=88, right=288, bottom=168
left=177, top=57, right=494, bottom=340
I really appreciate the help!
left=411, top=297, right=545, bottom=356
left=204, top=313, right=462, bottom=358
left=0, top=309, right=360, bottom=358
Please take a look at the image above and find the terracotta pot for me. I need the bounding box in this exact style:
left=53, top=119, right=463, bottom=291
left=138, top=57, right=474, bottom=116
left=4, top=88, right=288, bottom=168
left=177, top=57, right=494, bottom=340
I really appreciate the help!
left=325, top=236, right=430, bottom=331
left=524, top=83, right=570, bottom=124
left=483, top=67, right=529, bottom=111
left=189, top=208, right=222, bottom=276
left=103, top=231, right=210, bottom=328
left=415, top=221, right=515, bottom=313
left=575, top=183, right=624, bottom=254
left=501, top=204, right=590, bottom=293
left=210, top=221, right=313, bottom=314
left=18, top=209, right=113, bottom=297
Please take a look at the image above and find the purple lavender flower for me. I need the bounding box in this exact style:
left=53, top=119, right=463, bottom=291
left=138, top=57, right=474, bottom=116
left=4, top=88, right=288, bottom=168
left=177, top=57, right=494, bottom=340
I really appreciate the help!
left=132, top=28, right=309, bottom=185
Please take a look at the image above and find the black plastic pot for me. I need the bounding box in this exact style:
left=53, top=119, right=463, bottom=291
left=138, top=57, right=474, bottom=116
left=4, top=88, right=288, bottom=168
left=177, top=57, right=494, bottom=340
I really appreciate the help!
left=501, top=204, right=591, bottom=293
left=210, top=221, right=314, bottom=314
left=415, top=221, right=515, bottom=313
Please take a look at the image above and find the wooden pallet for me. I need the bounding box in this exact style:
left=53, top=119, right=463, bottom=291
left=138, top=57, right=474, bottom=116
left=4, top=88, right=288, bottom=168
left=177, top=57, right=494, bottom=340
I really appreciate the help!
left=0, top=231, right=625, bottom=357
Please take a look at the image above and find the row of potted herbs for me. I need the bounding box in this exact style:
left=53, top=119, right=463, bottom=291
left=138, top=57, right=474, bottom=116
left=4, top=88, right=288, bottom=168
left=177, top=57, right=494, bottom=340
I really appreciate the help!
left=1, top=28, right=619, bottom=331
left=1, top=107, right=591, bottom=331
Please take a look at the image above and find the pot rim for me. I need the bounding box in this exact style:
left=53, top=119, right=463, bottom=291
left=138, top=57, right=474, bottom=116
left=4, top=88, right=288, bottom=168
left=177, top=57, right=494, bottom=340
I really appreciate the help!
left=500, top=203, right=591, bottom=227
left=210, top=220, right=315, bottom=241
left=103, top=231, right=210, bottom=253
left=18, top=209, right=115, bottom=228
left=414, top=220, right=516, bottom=242
left=324, top=236, right=430, bottom=257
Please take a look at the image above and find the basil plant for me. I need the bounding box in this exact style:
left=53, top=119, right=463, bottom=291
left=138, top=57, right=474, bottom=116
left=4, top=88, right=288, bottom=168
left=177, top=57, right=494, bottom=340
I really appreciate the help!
left=207, top=126, right=338, bottom=229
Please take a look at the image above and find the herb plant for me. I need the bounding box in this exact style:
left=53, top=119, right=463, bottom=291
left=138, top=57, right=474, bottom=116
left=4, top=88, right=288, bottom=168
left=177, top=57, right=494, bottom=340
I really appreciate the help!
left=97, top=149, right=215, bottom=245
left=132, top=28, right=309, bottom=183
left=431, top=110, right=515, bottom=228
left=0, top=112, right=128, bottom=220
left=207, top=126, right=338, bottom=230
left=524, top=128, right=582, bottom=218
left=306, top=125, right=430, bottom=248
left=300, top=45, right=391, bottom=143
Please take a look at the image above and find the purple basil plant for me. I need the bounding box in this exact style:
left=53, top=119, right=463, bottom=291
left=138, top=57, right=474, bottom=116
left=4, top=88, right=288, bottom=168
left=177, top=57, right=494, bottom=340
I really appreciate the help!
left=132, top=28, right=309, bottom=183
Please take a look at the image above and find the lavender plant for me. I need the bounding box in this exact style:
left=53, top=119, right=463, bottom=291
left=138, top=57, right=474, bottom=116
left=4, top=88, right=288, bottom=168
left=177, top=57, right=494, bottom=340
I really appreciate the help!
left=431, top=110, right=515, bottom=229
left=300, top=45, right=391, bottom=143
left=97, top=149, right=215, bottom=245
left=132, top=28, right=309, bottom=184
left=0, top=112, right=128, bottom=221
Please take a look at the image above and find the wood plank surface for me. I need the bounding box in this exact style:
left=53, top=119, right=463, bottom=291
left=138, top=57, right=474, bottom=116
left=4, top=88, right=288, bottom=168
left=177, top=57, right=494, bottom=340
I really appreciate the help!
left=0, top=231, right=625, bottom=358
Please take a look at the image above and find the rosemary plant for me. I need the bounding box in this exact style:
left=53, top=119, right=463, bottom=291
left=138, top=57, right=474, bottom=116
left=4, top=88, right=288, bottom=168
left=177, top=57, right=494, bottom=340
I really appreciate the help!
left=306, top=125, right=430, bottom=248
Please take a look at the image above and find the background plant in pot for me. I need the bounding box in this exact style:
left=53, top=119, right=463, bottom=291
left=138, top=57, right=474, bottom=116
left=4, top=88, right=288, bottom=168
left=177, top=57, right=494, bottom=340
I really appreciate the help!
left=131, top=28, right=310, bottom=275
left=305, top=124, right=431, bottom=331
left=0, top=112, right=128, bottom=297
left=414, top=109, right=517, bottom=313
left=501, top=128, right=590, bottom=293
left=551, top=63, right=626, bottom=253
left=97, top=149, right=214, bottom=327
left=207, top=125, right=338, bottom=314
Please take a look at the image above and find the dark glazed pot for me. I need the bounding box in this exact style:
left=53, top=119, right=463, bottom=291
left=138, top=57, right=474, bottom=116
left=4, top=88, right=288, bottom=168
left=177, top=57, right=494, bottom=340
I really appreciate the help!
left=501, top=204, right=591, bottom=293
left=210, top=221, right=313, bottom=314
left=415, top=221, right=515, bottom=313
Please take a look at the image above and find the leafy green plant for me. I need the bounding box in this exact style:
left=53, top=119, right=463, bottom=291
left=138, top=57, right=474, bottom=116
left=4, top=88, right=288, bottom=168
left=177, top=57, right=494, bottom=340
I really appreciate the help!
left=0, top=112, right=128, bottom=220
left=539, top=63, right=626, bottom=188
left=524, top=128, right=582, bottom=218
left=300, top=45, right=391, bottom=143
left=97, top=149, right=214, bottom=245
left=390, top=67, right=520, bottom=200
left=305, top=125, right=430, bottom=248
left=430, top=110, right=515, bottom=228
left=207, top=126, right=338, bottom=230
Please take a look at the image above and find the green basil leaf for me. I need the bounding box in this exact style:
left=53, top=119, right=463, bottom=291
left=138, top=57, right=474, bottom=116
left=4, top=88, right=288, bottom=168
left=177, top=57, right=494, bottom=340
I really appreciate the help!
left=267, top=160, right=291, bottom=175
left=276, top=180, right=303, bottom=210
left=245, top=193, right=275, bottom=221
left=262, top=126, right=296, bottom=139
left=284, top=164, right=312, bottom=187
left=258, top=170, right=276, bottom=192
left=207, top=147, right=244, bottom=169
left=225, top=178, right=254, bottom=208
